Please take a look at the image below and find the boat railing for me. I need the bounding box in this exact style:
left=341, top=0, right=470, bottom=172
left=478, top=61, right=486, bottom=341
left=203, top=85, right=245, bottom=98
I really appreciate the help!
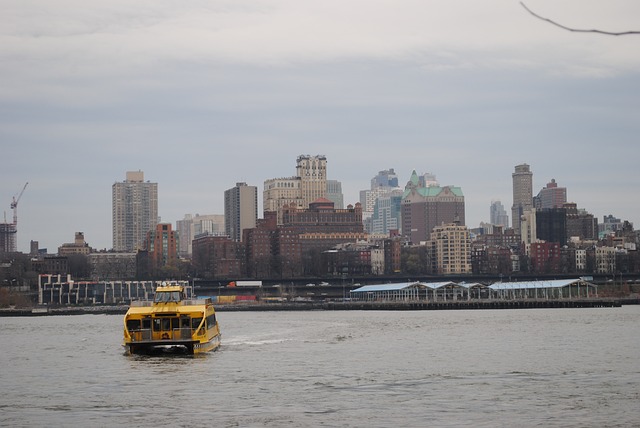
left=129, top=329, right=153, bottom=342
left=128, top=299, right=210, bottom=307
left=182, top=298, right=212, bottom=305
left=130, top=301, right=153, bottom=307
left=175, top=327, right=193, bottom=340
left=128, top=328, right=193, bottom=342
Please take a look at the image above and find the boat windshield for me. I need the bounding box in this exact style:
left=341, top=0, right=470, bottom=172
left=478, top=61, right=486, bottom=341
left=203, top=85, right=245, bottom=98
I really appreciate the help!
left=154, top=291, right=182, bottom=303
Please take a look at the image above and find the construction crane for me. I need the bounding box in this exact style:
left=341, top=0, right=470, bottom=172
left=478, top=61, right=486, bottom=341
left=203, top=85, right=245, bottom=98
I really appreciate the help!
left=11, top=182, right=28, bottom=226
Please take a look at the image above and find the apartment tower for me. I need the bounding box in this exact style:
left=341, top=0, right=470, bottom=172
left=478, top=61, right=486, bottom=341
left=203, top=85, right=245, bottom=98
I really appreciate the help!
left=429, top=223, right=472, bottom=275
left=112, top=171, right=158, bottom=252
left=511, top=164, right=533, bottom=237
left=224, top=182, right=258, bottom=242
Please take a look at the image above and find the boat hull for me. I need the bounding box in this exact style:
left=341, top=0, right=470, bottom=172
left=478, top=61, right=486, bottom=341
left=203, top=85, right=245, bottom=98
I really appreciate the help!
left=124, top=333, right=221, bottom=355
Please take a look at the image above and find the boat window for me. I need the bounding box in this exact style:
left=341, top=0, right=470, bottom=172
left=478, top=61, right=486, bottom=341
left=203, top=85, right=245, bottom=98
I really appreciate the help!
left=153, top=291, right=182, bottom=303
left=142, top=318, right=151, bottom=330
left=181, top=317, right=191, bottom=329
left=153, top=318, right=161, bottom=331
left=192, top=317, right=202, bottom=330
left=171, top=318, right=180, bottom=330
left=206, top=314, right=217, bottom=328
left=126, top=319, right=140, bottom=331
left=161, top=318, right=171, bottom=331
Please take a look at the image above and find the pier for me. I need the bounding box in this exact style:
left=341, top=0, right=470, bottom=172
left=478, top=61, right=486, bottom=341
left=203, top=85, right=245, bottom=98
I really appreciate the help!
left=322, top=298, right=623, bottom=311
left=1, top=297, right=636, bottom=317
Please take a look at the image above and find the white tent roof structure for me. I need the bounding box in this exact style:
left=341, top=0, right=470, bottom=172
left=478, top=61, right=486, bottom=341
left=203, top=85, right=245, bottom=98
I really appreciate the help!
left=350, top=281, right=464, bottom=294
left=488, top=279, right=594, bottom=291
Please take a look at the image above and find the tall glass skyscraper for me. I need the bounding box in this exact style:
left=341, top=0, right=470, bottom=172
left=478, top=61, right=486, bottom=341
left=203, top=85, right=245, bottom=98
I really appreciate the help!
left=490, top=200, right=509, bottom=228
left=326, top=179, right=344, bottom=209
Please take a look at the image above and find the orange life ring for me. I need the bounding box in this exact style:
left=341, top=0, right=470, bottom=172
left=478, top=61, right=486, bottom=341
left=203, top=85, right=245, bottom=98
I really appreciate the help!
left=162, top=333, right=169, bottom=339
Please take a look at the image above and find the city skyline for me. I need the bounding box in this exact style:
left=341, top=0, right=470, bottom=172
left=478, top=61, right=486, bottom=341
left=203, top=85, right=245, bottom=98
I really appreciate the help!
left=2, top=1, right=639, bottom=251
left=4, top=160, right=636, bottom=253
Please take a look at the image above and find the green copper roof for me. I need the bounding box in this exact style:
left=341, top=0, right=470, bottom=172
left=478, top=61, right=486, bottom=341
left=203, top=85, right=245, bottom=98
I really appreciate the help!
left=410, top=170, right=420, bottom=186
left=402, top=170, right=464, bottom=199
left=402, top=184, right=464, bottom=199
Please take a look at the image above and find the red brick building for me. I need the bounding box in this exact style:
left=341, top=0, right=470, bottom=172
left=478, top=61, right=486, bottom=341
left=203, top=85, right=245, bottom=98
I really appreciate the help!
left=530, top=242, right=561, bottom=274
left=243, top=201, right=367, bottom=278
left=192, top=234, right=244, bottom=279
left=143, top=223, right=177, bottom=274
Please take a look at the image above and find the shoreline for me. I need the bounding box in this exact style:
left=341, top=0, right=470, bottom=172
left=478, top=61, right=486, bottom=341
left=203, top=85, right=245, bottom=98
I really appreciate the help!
left=1, top=297, right=638, bottom=317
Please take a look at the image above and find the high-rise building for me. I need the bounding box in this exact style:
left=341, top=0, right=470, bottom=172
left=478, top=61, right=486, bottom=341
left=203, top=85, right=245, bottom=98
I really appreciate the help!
left=360, top=187, right=391, bottom=216
left=263, top=155, right=328, bottom=224
left=536, top=208, right=568, bottom=246
left=600, top=214, right=624, bottom=237
left=534, top=179, right=567, bottom=210
left=490, top=200, right=509, bottom=228
left=297, top=155, right=327, bottom=204
left=326, top=179, right=344, bottom=209
left=564, top=203, right=598, bottom=241
left=402, top=170, right=465, bottom=244
left=371, top=168, right=399, bottom=188
left=429, top=223, right=472, bottom=275
left=263, top=177, right=304, bottom=221
left=177, top=214, right=225, bottom=257
left=420, top=172, right=438, bottom=188
left=359, top=168, right=402, bottom=227
left=112, top=171, right=158, bottom=252
left=370, top=189, right=403, bottom=236
left=0, top=223, right=16, bottom=255
left=176, top=214, right=193, bottom=258
left=224, top=182, right=258, bottom=242
left=511, top=164, right=533, bottom=237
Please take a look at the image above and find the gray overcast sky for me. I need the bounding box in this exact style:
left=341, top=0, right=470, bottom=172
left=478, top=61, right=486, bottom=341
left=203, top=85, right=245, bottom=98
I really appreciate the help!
left=2, top=0, right=639, bottom=252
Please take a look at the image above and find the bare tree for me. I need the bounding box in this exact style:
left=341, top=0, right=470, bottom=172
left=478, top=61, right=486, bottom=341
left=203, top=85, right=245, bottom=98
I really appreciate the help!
left=521, top=2, right=640, bottom=36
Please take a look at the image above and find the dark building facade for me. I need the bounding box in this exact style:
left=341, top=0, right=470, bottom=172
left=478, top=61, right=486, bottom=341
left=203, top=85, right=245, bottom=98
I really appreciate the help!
left=473, top=225, right=520, bottom=249
left=564, top=203, right=598, bottom=241
left=536, top=209, right=567, bottom=246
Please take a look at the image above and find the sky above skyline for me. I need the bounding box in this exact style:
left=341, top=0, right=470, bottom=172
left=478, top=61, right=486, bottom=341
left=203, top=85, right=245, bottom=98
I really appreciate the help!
left=2, top=0, right=639, bottom=252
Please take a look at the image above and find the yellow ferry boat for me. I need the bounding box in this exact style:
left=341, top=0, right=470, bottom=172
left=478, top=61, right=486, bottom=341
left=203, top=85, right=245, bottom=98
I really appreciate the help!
left=123, top=283, right=221, bottom=355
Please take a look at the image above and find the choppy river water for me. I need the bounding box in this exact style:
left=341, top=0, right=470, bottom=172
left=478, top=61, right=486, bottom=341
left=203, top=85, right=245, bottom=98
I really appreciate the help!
left=1, top=307, right=639, bottom=427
